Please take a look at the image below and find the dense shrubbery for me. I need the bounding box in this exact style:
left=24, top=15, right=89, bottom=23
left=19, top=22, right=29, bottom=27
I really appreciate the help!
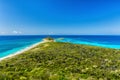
left=44, top=36, right=54, bottom=41
left=0, top=42, right=120, bottom=80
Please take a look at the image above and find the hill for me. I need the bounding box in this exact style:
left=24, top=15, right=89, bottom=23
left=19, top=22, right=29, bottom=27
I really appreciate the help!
left=0, top=42, right=120, bottom=80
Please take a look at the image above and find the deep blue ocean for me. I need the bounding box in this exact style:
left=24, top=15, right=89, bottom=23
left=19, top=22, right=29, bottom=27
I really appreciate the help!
left=0, top=35, right=120, bottom=58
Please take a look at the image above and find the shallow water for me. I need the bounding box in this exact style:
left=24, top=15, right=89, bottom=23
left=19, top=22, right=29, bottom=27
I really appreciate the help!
left=55, top=35, right=120, bottom=49
left=0, top=35, right=45, bottom=58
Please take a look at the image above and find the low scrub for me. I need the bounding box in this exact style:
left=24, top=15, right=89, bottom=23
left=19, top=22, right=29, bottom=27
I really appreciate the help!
left=0, top=42, right=120, bottom=80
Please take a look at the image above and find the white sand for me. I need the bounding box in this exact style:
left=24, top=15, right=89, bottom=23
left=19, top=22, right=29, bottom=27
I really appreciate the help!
left=0, top=40, right=46, bottom=61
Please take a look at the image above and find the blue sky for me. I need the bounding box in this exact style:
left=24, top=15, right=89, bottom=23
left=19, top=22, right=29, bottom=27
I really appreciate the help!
left=0, top=0, right=120, bottom=35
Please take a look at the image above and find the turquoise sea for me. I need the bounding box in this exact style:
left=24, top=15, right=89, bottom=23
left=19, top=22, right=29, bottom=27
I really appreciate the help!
left=0, top=35, right=120, bottom=58
left=56, top=36, right=120, bottom=49
left=0, top=36, right=43, bottom=58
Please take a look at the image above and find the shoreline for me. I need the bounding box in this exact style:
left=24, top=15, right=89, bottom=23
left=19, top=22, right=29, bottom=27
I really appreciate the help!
left=0, top=40, right=46, bottom=61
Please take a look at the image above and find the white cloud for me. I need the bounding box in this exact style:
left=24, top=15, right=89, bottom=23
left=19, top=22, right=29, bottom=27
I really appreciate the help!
left=13, top=31, right=18, bottom=34
left=0, top=32, right=6, bottom=34
left=48, top=32, right=54, bottom=35
left=12, top=30, right=22, bottom=34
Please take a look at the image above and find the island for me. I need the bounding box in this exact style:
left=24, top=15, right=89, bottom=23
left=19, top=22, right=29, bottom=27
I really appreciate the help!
left=43, top=36, right=55, bottom=42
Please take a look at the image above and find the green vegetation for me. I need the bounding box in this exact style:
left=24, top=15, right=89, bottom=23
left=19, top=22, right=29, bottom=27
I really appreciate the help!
left=0, top=42, right=120, bottom=80
left=44, top=36, right=54, bottom=42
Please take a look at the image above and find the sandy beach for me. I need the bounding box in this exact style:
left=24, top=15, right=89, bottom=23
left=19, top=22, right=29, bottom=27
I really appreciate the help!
left=0, top=40, right=46, bottom=61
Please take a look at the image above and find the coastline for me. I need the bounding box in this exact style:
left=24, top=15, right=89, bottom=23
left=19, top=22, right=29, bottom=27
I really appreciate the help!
left=0, top=40, right=46, bottom=61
